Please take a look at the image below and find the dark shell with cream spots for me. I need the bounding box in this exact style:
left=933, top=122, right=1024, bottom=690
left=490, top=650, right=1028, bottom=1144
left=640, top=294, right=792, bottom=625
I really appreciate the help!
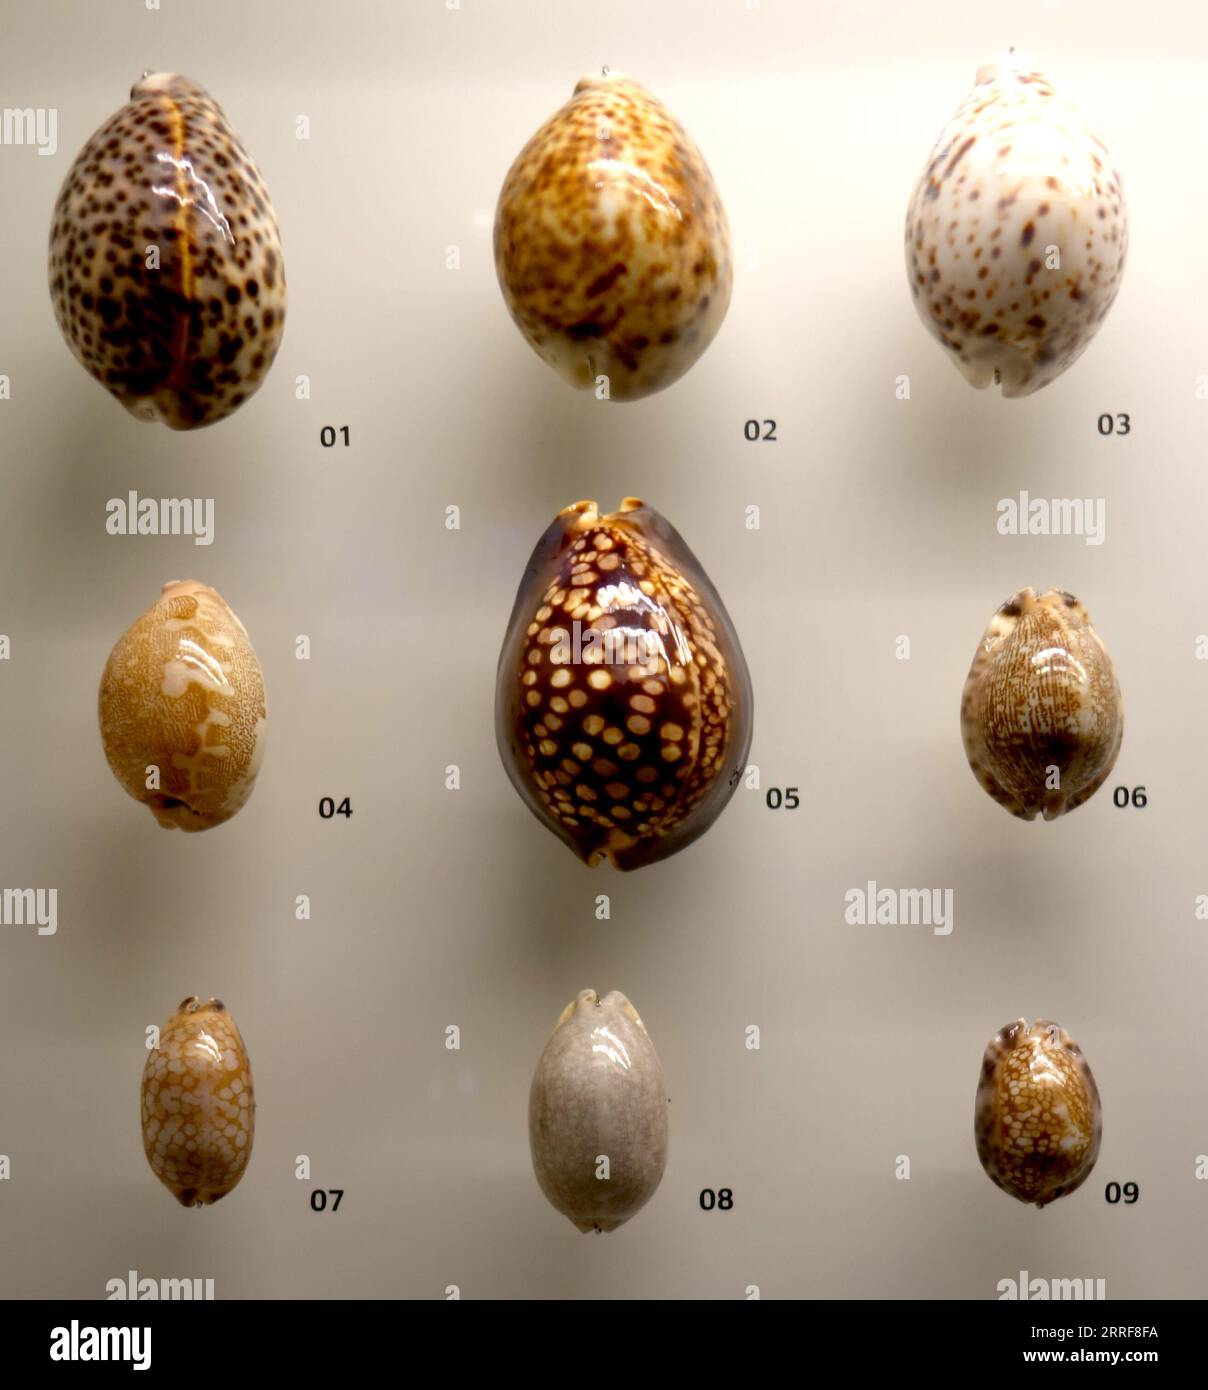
left=906, top=52, right=1126, bottom=396
left=49, top=73, right=286, bottom=429
left=496, top=498, right=752, bottom=870
left=494, top=73, right=732, bottom=400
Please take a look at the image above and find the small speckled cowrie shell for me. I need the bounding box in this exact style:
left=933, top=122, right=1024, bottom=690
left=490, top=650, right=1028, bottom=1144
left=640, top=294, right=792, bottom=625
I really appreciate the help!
left=906, top=50, right=1127, bottom=395
left=495, top=72, right=732, bottom=400
left=496, top=498, right=753, bottom=869
left=530, top=989, right=669, bottom=1233
left=961, top=587, right=1122, bottom=820
left=976, top=1018, right=1101, bottom=1208
left=142, top=996, right=254, bottom=1207
left=49, top=73, right=286, bottom=428
left=99, top=580, right=267, bottom=831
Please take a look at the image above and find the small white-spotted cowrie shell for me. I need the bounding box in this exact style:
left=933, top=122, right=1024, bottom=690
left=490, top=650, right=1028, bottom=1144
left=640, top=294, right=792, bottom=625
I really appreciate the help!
left=961, top=587, right=1122, bottom=820
left=529, top=989, right=669, bottom=1233
left=99, top=580, right=267, bottom=831
left=142, top=996, right=255, bottom=1207
left=976, top=1018, right=1101, bottom=1207
left=906, top=50, right=1127, bottom=396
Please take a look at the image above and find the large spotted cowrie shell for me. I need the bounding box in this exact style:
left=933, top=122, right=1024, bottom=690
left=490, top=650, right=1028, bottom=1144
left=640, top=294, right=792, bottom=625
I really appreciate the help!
left=495, top=498, right=753, bottom=870
left=49, top=73, right=286, bottom=428
left=961, top=587, right=1122, bottom=821
left=906, top=50, right=1127, bottom=396
left=494, top=72, right=732, bottom=401
left=529, top=989, right=669, bottom=1233
left=975, top=1018, right=1101, bottom=1208
left=142, top=996, right=255, bottom=1207
left=98, top=580, right=267, bottom=831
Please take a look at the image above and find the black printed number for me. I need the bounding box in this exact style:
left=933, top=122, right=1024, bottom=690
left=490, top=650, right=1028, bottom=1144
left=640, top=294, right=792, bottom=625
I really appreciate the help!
left=699, top=1188, right=734, bottom=1211
left=743, top=419, right=777, bottom=442
left=1112, top=786, right=1146, bottom=809
left=1097, top=413, right=1130, bottom=436
left=320, top=425, right=351, bottom=447
left=765, top=787, right=800, bottom=810
left=1104, top=1182, right=1139, bottom=1205
left=310, top=1189, right=344, bottom=1212
left=319, top=797, right=353, bottom=819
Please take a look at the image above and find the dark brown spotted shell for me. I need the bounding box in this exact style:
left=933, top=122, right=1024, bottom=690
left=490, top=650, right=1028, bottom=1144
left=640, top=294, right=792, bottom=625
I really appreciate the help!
left=49, top=73, right=286, bottom=429
left=496, top=498, right=752, bottom=870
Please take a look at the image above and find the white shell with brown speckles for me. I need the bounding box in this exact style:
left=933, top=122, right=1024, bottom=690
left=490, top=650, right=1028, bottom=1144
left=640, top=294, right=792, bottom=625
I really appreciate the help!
left=961, top=587, right=1122, bottom=820
left=495, top=73, right=732, bottom=400
left=906, top=51, right=1127, bottom=396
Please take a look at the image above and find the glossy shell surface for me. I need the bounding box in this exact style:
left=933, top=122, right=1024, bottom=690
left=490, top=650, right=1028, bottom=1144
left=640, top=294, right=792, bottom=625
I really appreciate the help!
left=975, top=1018, right=1101, bottom=1207
left=961, top=587, right=1121, bottom=820
left=496, top=498, right=753, bottom=869
left=529, top=989, right=669, bottom=1233
left=906, top=51, right=1127, bottom=396
left=50, top=73, right=286, bottom=428
left=99, top=580, right=267, bottom=831
left=142, top=996, right=255, bottom=1207
left=495, top=72, right=732, bottom=400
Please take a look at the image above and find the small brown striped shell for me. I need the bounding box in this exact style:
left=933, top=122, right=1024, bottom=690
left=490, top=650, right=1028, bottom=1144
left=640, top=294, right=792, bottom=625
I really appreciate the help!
left=495, top=499, right=753, bottom=870
left=975, top=1018, right=1101, bottom=1208
left=961, top=587, right=1122, bottom=820
left=142, top=996, right=255, bottom=1207
left=49, top=73, right=286, bottom=429
left=494, top=72, right=732, bottom=400
left=99, top=580, right=267, bottom=831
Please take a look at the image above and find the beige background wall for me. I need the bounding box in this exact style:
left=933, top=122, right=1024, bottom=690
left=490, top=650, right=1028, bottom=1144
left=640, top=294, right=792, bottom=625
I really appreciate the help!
left=0, top=0, right=1206, bottom=1298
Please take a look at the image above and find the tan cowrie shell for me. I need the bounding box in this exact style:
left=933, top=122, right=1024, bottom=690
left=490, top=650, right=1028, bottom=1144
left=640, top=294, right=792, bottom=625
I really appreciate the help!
left=529, top=990, right=669, bottom=1233
left=494, top=72, right=732, bottom=400
left=495, top=498, right=753, bottom=869
left=906, top=50, right=1127, bottom=396
left=976, top=1018, right=1101, bottom=1207
left=49, top=73, right=286, bottom=428
left=142, top=996, right=255, bottom=1207
left=99, top=580, right=267, bottom=831
left=961, top=587, right=1122, bottom=820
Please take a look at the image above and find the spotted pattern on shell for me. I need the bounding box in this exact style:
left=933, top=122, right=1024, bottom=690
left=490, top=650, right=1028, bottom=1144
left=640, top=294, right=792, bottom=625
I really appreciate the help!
left=529, top=989, right=669, bottom=1233
left=49, top=73, right=286, bottom=428
left=494, top=72, right=732, bottom=400
left=906, top=51, right=1127, bottom=396
left=496, top=499, right=753, bottom=870
left=961, top=587, right=1122, bottom=820
left=975, top=1018, right=1101, bottom=1208
left=142, top=996, right=255, bottom=1207
left=99, top=580, right=267, bottom=831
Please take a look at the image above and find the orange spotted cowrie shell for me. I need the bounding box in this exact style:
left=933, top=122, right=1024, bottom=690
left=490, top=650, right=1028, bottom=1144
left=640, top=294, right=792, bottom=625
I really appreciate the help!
left=99, top=580, right=267, bottom=831
left=529, top=989, right=669, bottom=1233
left=495, top=499, right=753, bottom=870
left=142, top=996, right=255, bottom=1207
left=906, top=50, right=1127, bottom=396
left=494, top=72, right=732, bottom=400
left=49, top=73, right=286, bottom=428
left=975, top=1018, right=1101, bottom=1208
left=961, top=587, right=1122, bottom=821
